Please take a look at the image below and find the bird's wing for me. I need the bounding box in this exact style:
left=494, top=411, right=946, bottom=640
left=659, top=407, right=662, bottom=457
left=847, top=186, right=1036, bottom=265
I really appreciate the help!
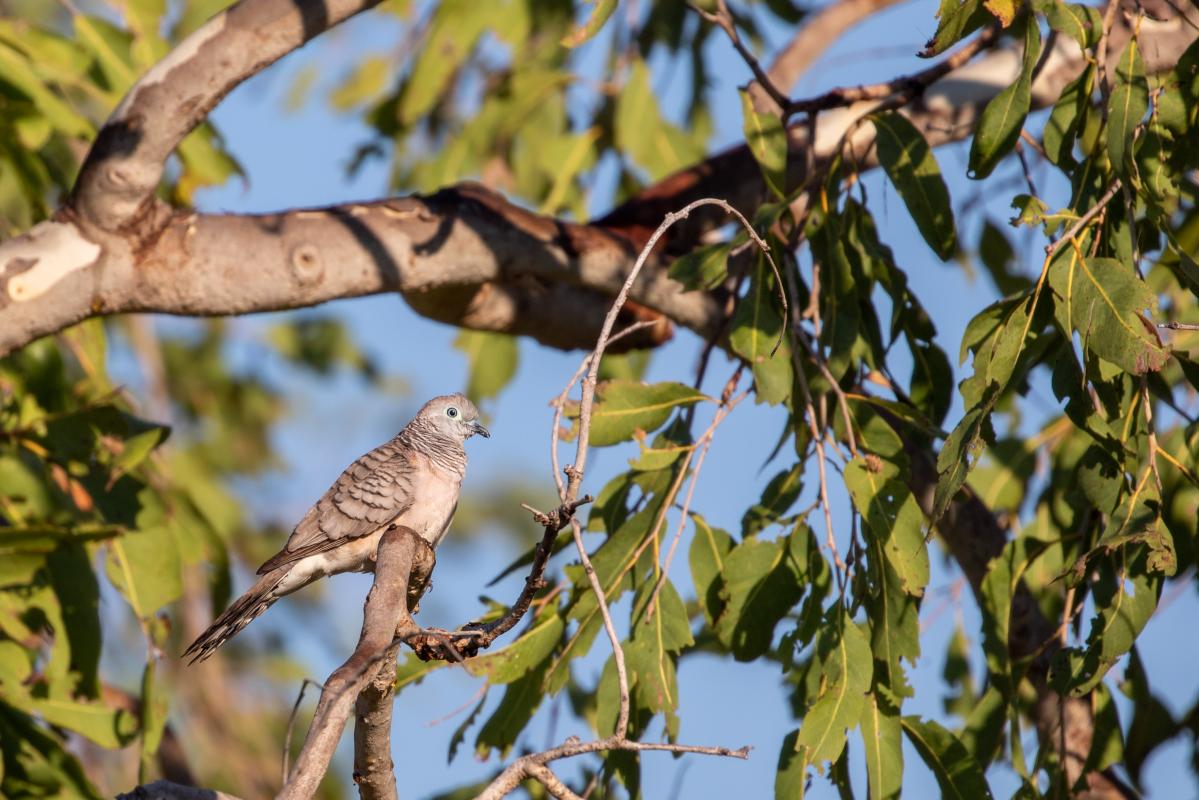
left=257, top=439, right=416, bottom=574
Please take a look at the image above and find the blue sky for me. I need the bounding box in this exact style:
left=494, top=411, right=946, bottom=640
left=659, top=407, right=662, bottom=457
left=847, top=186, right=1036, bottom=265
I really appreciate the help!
left=157, top=1, right=1199, bottom=797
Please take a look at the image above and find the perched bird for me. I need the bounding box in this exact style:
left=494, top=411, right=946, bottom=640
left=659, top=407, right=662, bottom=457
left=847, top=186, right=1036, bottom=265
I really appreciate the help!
left=184, top=393, right=489, bottom=664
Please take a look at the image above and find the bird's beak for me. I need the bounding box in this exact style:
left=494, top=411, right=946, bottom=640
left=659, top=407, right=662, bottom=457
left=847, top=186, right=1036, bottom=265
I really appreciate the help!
left=471, top=420, right=491, bottom=439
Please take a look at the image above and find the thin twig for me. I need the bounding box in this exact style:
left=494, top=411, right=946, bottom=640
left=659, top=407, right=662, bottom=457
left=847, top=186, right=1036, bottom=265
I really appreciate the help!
left=281, top=679, right=323, bottom=786
left=478, top=200, right=760, bottom=800
left=786, top=25, right=1001, bottom=117
left=691, top=0, right=792, bottom=111
left=1044, top=180, right=1123, bottom=261
left=645, top=376, right=747, bottom=620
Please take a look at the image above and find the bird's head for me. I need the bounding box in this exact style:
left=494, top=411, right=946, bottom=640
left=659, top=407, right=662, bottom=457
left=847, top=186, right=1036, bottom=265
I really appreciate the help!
left=418, top=393, right=490, bottom=442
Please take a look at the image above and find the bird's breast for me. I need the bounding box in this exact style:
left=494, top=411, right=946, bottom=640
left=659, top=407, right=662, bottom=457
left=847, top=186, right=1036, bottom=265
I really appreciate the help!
left=393, top=469, right=462, bottom=547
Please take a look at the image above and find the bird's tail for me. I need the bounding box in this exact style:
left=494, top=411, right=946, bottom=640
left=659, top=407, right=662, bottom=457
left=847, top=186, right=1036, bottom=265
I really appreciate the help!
left=183, top=568, right=288, bottom=664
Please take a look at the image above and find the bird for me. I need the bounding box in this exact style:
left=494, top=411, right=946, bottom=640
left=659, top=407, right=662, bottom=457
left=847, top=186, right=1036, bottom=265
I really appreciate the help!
left=184, top=393, right=489, bottom=664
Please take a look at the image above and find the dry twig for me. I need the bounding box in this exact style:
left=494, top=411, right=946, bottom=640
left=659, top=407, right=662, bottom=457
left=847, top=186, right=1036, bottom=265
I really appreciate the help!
left=477, top=200, right=760, bottom=799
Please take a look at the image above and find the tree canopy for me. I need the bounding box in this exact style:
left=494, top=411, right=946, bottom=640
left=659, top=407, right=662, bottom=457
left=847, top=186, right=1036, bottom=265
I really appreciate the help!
left=0, top=0, right=1197, bottom=798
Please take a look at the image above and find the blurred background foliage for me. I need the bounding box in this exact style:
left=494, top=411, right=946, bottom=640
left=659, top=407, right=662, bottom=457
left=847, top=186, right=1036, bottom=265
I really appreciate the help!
left=1, top=0, right=1199, bottom=798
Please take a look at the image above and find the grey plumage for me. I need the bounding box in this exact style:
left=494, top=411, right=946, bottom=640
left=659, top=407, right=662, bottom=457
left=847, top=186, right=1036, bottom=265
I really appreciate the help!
left=184, top=393, right=488, bottom=664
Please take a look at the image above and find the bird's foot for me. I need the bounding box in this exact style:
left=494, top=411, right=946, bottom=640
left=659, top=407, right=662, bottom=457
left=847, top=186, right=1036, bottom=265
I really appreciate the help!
left=406, top=625, right=486, bottom=662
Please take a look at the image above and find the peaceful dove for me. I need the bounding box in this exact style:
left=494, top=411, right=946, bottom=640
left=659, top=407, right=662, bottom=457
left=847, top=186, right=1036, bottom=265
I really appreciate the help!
left=184, top=393, right=489, bottom=663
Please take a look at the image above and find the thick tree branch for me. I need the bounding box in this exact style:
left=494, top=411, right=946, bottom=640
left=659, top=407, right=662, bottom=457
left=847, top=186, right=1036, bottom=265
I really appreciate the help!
left=1, top=8, right=1193, bottom=358
left=118, top=781, right=245, bottom=800
left=73, top=0, right=382, bottom=234
left=353, top=666, right=398, bottom=800
left=280, top=525, right=435, bottom=800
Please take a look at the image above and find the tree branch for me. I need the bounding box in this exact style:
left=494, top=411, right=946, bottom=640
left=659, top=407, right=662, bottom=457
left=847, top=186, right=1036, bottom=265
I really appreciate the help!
left=472, top=200, right=759, bottom=800
left=72, top=0, right=383, bottom=234
left=765, top=0, right=909, bottom=97
left=280, top=525, right=435, bottom=800
left=1, top=8, right=1194, bottom=358
left=117, top=781, right=245, bottom=800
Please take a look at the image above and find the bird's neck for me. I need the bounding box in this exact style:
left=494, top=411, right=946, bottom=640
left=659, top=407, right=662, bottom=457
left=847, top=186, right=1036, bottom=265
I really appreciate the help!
left=398, top=421, right=466, bottom=477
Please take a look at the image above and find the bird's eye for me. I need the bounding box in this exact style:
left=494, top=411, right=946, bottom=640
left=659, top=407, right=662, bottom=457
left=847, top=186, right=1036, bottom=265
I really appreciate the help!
left=446, top=407, right=459, bottom=418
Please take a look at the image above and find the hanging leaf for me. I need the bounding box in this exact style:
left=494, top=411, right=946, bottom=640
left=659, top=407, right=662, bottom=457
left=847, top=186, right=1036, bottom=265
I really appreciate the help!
left=922, top=0, right=990, bottom=57
left=730, top=255, right=792, bottom=405
left=741, top=89, right=788, bottom=197
left=871, top=111, right=957, bottom=260
left=576, top=380, right=709, bottom=446
left=902, top=716, right=994, bottom=799
left=968, top=17, right=1039, bottom=178
left=689, top=514, right=735, bottom=627
left=715, top=525, right=808, bottom=660
left=844, top=457, right=930, bottom=596
left=794, top=614, right=872, bottom=766
left=1108, top=37, right=1148, bottom=178
left=741, top=463, right=804, bottom=537
left=861, top=694, right=903, bottom=800
left=1047, top=255, right=1168, bottom=375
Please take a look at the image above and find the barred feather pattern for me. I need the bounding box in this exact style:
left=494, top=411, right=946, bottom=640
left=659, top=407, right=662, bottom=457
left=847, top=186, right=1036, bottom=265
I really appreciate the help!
left=396, top=417, right=467, bottom=477
left=182, top=568, right=287, bottom=664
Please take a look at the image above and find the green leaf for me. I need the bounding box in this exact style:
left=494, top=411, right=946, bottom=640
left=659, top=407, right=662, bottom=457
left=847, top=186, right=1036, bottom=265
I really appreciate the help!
left=1082, top=683, right=1125, bottom=781
left=669, top=242, right=731, bottom=291
left=581, top=380, right=708, bottom=446
left=776, top=729, right=808, bottom=799
left=871, top=112, right=956, bottom=259
left=716, top=527, right=806, bottom=660
left=902, top=716, right=994, bottom=799
left=138, top=658, right=167, bottom=780
left=626, top=579, right=692, bottom=718
left=561, top=0, right=619, bottom=47
left=741, top=463, right=803, bottom=537
left=741, top=89, right=788, bottom=196
left=689, top=514, right=734, bottom=627
left=933, top=386, right=1000, bottom=523
left=1108, top=38, right=1148, bottom=178
left=844, top=458, right=929, bottom=596
left=866, top=554, right=921, bottom=700
left=45, top=545, right=102, bottom=699
left=1051, top=546, right=1160, bottom=695
left=104, top=491, right=183, bottom=619
left=1043, top=66, right=1094, bottom=167
left=616, top=60, right=705, bottom=180
left=1092, top=478, right=1175, bottom=575
left=475, top=661, right=549, bottom=757
left=466, top=607, right=564, bottom=684
left=730, top=256, right=792, bottom=405
left=0, top=705, right=104, bottom=800
left=1048, top=255, right=1168, bottom=374
left=330, top=55, right=391, bottom=110
left=979, top=536, right=1050, bottom=694
left=968, top=17, right=1039, bottom=178
left=398, top=0, right=490, bottom=124
left=0, top=43, right=92, bottom=138
left=860, top=694, right=902, bottom=800
left=922, top=0, right=990, bottom=57
left=1042, top=0, right=1102, bottom=48
left=454, top=330, right=519, bottom=402
left=795, top=615, right=871, bottom=766
left=961, top=684, right=1007, bottom=765
left=968, top=437, right=1036, bottom=513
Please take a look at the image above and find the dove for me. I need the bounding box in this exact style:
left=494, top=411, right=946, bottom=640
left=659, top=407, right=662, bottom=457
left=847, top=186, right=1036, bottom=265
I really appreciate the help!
left=184, top=393, right=488, bottom=663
